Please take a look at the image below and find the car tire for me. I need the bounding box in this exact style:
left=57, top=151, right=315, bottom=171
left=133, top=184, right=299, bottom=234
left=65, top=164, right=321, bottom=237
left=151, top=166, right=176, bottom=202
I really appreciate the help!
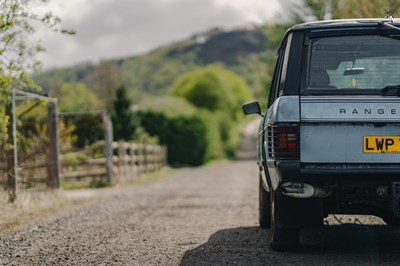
left=270, top=191, right=300, bottom=251
left=259, top=177, right=271, bottom=229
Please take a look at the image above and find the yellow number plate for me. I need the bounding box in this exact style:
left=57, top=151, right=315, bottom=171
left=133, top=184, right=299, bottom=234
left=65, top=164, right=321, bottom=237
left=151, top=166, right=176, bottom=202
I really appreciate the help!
left=364, top=136, right=400, bottom=153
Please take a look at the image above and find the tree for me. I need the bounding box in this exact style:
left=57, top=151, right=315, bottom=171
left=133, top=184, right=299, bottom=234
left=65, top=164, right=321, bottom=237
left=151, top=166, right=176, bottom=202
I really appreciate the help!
left=333, top=0, right=400, bottom=18
left=139, top=110, right=223, bottom=166
left=0, top=0, right=73, bottom=201
left=88, top=61, right=122, bottom=111
left=170, top=64, right=253, bottom=158
left=0, top=0, right=74, bottom=89
left=297, top=0, right=400, bottom=21
left=1, top=0, right=74, bottom=150
left=170, top=64, right=252, bottom=122
left=58, top=83, right=104, bottom=113
left=111, top=85, right=139, bottom=141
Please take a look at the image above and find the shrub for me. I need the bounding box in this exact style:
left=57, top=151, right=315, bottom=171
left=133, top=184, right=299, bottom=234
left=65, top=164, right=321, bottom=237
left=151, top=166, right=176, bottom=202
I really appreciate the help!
left=139, top=110, right=218, bottom=166
left=170, top=64, right=253, bottom=158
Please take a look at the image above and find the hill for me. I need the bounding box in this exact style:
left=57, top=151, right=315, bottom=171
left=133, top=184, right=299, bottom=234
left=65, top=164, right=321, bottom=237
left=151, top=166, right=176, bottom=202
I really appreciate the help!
left=33, top=25, right=278, bottom=100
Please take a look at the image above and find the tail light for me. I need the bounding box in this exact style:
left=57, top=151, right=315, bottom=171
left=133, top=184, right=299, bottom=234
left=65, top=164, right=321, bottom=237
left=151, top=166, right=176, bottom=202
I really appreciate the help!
left=267, top=125, right=300, bottom=159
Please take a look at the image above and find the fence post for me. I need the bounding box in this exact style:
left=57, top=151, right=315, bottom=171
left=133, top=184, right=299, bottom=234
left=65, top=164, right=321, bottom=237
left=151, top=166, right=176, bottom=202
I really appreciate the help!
left=163, top=146, right=168, bottom=167
left=5, top=90, right=17, bottom=202
left=47, top=101, right=60, bottom=189
left=118, top=142, right=126, bottom=181
left=129, top=143, right=137, bottom=180
left=103, top=112, right=113, bottom=183
left=111, top=142, right=118, bottom=182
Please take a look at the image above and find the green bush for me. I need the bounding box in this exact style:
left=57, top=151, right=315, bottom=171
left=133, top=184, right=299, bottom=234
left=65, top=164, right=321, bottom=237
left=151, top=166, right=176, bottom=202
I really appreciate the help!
left=167, top=115, right=208, bottom=166
left=170, top=64, right=253, bottom=158
left=139, top=95, right=197, bottom=117
left=139, top=65, right=254, bottom=164
left=139, top=110, right=220, bottom=166
left=62, top=116, right=103, bottom=148
left=195, top=110, right=224, bottom=161
left=170, top=64, right=252, bottom=122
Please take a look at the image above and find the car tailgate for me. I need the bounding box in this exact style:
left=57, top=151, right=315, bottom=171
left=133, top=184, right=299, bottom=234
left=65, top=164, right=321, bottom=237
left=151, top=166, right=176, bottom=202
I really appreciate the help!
left=300, top=96, right=400, bottom=163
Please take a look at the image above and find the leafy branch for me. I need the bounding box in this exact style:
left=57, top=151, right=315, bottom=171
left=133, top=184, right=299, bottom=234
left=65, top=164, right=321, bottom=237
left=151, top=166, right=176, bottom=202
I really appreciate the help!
left=0, top=0, right=75, bottom=90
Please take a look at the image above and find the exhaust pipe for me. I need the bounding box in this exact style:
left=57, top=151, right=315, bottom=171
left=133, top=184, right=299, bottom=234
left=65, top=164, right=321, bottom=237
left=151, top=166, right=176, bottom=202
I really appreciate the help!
left=281, top=182, right=332, bottom=198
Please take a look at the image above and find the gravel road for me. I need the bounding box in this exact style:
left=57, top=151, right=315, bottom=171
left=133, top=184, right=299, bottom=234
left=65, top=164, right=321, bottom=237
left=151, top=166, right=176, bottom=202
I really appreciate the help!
left=1, top=160, right=400, bottom=265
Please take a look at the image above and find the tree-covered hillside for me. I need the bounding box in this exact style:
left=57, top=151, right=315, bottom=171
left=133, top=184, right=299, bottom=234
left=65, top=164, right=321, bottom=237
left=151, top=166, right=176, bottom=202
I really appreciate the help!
left=33, top=26, right=278, bottom=102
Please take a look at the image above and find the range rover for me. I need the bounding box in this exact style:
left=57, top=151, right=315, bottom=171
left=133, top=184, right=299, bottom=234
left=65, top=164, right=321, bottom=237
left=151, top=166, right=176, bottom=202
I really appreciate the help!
left=243, top=18, right=400, bottom=251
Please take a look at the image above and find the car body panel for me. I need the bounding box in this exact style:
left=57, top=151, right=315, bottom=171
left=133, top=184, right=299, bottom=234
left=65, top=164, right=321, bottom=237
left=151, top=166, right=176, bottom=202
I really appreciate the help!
left=300, top=96, right=400, bottom=163
left=301, top=96, right=400, bottom=123
left=265, top=96, right=300, bottom=125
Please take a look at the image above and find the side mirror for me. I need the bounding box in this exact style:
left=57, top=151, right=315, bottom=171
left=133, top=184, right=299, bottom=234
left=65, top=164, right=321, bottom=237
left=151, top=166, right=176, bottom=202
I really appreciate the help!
left=242, top=101, right=262, bottom=116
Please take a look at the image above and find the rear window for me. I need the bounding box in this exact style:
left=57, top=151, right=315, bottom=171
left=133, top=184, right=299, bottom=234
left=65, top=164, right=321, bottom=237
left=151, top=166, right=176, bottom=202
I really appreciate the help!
left=308, top=35, right=400, bottom=91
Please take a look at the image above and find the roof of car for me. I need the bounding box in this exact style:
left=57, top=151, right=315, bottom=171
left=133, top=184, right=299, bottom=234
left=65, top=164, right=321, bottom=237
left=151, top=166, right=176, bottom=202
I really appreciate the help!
left=289, top=18, right=400, bottom=32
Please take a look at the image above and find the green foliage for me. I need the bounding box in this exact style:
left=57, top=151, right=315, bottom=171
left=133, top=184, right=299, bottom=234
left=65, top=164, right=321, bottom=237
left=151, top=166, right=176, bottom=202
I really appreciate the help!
left=0, top=93, right=9, bottom=150
left=16, top=100, right=49, bottom=161
left=57, top=82, right=105, bottom=148
left=171, top=64, right=252, bottom=122
left=76, top=119, right=103, bottom=148
left=88, top=61, right=122, bottom=111
left=332, top=0, right=400, bottom=18
left=120, top=48, right=199, bottom=95
left=167, top=115, right=208, bottom=166
left=139, top=95, right=197, bottom=117
left=138, top=111, right=168, bottom=139
left=299, top=0, right=400, bottom=20
left=0, top=0, right=74, bottom=90
left=62, top=115, right=103, bottom=148
left=33, top=63, right=95, bottom=96
left=170, top=65, right=253, bottom=159
left=264, top=23, right=294, bottom=48
left=139, top=111, right=218, bottom=166
left=0, top=0, right=74, bottom=161
left=58, top=82, right=104, bottom=113
left=304, top=0, right=329, bottom=20
left=196, top=110, right=225, bottom=161
left=62, top=178, right=110, bottom=190
left=111, top=85, right=140, bottom=141
left=89, top=179, right=110, bottom=188
left=62, top=152, right=90, bottom=165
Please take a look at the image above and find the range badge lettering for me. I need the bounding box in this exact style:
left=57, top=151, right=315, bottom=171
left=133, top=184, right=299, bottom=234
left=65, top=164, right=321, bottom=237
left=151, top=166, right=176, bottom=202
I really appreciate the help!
left=364, top=136, right=400, bottom=153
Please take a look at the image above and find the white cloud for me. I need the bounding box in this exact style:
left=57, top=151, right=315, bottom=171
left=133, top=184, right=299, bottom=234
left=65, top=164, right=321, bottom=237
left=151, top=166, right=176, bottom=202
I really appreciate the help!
left=33, top=0, right=282, bottom=68
left=214, top=0, right=281, bottom=23
left=32, top=0, right=93, bottom=22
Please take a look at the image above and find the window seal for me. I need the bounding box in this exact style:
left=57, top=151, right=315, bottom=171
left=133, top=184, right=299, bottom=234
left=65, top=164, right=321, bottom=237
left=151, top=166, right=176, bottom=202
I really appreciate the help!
left=301, top=88, right=381, bottom=96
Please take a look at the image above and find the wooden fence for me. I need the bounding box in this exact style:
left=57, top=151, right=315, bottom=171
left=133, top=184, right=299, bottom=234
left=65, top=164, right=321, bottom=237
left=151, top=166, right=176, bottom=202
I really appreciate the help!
left=111, top=142, right=167, bottom=183
left=60, top=142, right=167, bottom=183
left=1, top=90, right=169, bottom=202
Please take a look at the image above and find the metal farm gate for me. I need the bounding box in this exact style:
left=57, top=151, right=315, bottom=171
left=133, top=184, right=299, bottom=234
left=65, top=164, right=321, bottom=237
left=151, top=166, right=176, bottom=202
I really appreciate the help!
left=0, top=89, right=59, bottom=203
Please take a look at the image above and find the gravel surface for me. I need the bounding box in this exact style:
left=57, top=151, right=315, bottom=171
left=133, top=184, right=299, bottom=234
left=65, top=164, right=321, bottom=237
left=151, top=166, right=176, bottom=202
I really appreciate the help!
left=1, top=160, right=400, bottom=265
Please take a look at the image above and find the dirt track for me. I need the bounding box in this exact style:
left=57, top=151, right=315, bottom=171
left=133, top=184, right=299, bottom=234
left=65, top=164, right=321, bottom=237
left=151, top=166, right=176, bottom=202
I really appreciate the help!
left=1, top=159, right=400, bottom=265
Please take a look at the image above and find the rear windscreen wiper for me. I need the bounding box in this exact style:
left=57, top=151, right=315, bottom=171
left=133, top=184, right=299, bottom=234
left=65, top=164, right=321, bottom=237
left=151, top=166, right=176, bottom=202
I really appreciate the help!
left=381, top=85, right=400, bottom=95
left=378, top=19, right=400, bottom=39
left=378, top=21, right=400, bottom=32
left=378, top=17, right=400, bottom=31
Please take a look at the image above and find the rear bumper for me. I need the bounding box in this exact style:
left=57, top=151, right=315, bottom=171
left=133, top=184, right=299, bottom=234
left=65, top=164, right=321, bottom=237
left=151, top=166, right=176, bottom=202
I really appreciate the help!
left=266, top=159, right=400, bottom=219
left=268, top=159, right=400, bottom=184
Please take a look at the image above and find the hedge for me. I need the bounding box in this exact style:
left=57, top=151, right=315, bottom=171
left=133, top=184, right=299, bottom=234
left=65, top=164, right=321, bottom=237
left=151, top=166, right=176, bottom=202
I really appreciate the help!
left=139, top=111, right=218, bottom=166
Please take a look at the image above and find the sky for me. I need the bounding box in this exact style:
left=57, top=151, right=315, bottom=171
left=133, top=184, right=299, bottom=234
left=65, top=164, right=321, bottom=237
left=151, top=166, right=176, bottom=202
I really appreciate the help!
left=33, top=0, right=285, bottom=69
